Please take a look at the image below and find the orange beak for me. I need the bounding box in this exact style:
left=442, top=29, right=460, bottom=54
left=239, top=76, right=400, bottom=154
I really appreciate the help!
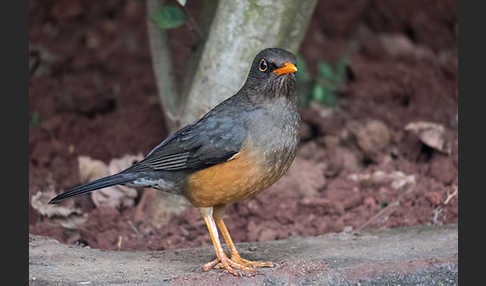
left=273, top=62, right=298, bottom=75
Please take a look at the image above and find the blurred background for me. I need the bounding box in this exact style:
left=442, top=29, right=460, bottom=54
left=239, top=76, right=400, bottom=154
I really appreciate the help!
left=29, top=0, right=457, bottom=251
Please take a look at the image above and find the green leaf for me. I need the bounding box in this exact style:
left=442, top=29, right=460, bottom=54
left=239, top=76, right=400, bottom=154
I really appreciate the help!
left=317, top=62, right=336, bottom=81
left=312, top=85, right=337, bottom=107
left=176, top=0, right=187, bottom=6
left=312, top=85, right=325, bottom=102
left=153, top=6, right=185, bottom=30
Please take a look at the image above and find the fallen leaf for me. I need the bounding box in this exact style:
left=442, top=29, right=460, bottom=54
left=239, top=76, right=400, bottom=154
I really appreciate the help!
left=405, top=121, right=452, bottom=154
left=78, top=156, right=109, bottom=183
left=31, top=189, right=87, bottom=229
left=79, top=154, right=144, bottom=209
left=348, top=170, right=416, bottom=192
left=380, top=34, right=434, bottom=59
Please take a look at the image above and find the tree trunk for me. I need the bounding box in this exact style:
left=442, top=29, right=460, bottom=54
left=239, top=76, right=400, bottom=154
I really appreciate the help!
left=146, top=0, right=179, bottom=131
left=180, top=0, right=318, bottom=125
left=145, top=0, right=317, bottom=227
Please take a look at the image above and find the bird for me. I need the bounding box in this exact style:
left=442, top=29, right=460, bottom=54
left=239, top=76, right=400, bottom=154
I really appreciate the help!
left=49, top=47, right=300, bottom=276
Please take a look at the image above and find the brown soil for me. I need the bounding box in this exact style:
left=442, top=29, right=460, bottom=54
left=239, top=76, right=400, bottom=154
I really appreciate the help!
left=29, top=0, right=457, bottom=251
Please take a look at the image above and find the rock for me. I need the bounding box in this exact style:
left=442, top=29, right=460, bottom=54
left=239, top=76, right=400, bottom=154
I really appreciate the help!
left=429, top=154, right=456, bottom=184
left=270, top=157, right=327, bottom=197
left=349, top=119, right=391, bottom=158
left=326, top=146, right=361, bottom=176
left=340, top=147, right=361, bottom=171
left=296, top=141, right=327, bottom=162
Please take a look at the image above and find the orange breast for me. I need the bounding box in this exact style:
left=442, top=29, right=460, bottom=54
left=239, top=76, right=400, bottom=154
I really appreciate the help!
left=184, top=148, right=275, bottom=207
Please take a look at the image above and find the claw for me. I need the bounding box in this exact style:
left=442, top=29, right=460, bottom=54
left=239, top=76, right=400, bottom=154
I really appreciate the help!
left=232, top=255, right=274, bottom=268
left=203, top=254, right=274, bottom=276
left=203, top=256, right=255, bottom=276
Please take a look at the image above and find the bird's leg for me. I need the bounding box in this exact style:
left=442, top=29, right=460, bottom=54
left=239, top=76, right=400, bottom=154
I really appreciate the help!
left=213, top=205, right=274, bottom=268
left=199, top=207, right=253, bottom=275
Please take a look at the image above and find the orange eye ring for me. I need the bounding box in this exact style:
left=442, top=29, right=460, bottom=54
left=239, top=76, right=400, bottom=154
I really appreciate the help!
left=258, top=58, right=268, bottom=72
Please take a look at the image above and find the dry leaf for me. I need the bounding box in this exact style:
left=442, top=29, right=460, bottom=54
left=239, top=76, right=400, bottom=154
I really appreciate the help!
left=78, top=154, right=143, bottom=209
left=349, top=170, right=416, bottom=192
left=405, top=121, right=452, bottom=154
left=31, top=189, right=87, bottom=229
left=78, top=156, right=109, bottom=183
left=380, top=34, right=434, bottom=59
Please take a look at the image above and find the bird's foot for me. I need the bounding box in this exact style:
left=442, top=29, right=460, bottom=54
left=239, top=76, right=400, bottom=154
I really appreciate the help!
left=203, top=255, right=256, bottom=276
left=203, top=254, right=274, bottom=276
left=230, top=255, right=274, bottom=268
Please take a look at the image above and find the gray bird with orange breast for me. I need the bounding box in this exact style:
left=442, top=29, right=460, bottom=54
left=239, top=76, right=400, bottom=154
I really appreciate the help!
left=50, top=48, right=300, bottom=276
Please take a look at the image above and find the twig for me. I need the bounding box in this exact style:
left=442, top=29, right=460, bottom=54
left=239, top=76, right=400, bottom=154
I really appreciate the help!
left=146, top=0, right=180, bottom=131
left=357, top=182, right=415, bottom=232
left=127, top=220, right=140, bottom=235
left=431, top=207, right=443, bottom=225
left=356, top=201, right=399, bottom=232
left=444, top=186, right=458, bottom=205
left=117, top=236, right=123, bottom=250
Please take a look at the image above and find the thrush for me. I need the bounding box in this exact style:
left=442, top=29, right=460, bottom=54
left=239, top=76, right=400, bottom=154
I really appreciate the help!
left=50, top=48, right=300, bottom=276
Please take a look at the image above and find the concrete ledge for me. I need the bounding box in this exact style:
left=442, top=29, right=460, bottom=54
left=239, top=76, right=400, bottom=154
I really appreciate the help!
left=29, top=224, right=458, bottom=285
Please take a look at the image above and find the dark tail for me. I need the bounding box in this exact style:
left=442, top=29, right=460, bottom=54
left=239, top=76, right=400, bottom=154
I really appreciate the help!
left=49, top=173, right=137, bottom=204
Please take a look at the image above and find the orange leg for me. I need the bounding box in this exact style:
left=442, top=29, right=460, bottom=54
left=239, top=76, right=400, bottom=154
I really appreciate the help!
left=216, top=217, right=274, bottom=268
left=200, top=207, right=253, bottom=276
left=206, top=205, right=274, bottom=269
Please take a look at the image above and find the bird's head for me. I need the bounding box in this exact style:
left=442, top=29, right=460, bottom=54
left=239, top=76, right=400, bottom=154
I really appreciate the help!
left=244, top=48, right=298, bottom=99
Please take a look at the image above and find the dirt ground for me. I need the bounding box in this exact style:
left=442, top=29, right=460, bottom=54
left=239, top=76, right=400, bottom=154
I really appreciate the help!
left=29, top=0, right=457, bottom=251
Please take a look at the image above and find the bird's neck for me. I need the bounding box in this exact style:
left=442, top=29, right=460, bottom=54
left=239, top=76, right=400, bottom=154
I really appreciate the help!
left=242, top=78, right=297, bottom=106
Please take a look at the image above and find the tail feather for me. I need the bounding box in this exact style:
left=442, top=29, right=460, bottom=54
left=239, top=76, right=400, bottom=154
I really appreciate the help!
left=48, top=173, right=137, bottom=204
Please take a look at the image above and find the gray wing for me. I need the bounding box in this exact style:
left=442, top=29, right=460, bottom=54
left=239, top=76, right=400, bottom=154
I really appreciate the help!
left=126, top=98, right=250, bottom=173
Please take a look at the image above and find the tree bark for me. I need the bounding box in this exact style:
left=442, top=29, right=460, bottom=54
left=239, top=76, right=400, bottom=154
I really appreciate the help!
left=146, top=0, right=180, bottom=131
left=145, top=0, right=317, bottom=227
left=147, top=0, right=219, bottom=131
left=180, top=0, right=318, bottom=125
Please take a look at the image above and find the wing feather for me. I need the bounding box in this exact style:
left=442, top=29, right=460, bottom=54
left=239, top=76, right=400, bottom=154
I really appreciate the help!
left=124, top=94, right=251, bottom=173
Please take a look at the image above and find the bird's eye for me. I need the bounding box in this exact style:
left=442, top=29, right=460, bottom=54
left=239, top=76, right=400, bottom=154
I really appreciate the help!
left=258, top=58, right=268, bottom=72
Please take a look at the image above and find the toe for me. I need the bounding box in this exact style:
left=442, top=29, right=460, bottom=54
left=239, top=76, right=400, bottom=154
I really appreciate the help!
left=230, top=255, right=274, bottom=268
left=202, top=258, right=220, bottom=272
left=202, top=257, right=255, bottom=276
left=226, top=258, right=254, bottom=272
left=241, top=258, right=274, bottom=268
